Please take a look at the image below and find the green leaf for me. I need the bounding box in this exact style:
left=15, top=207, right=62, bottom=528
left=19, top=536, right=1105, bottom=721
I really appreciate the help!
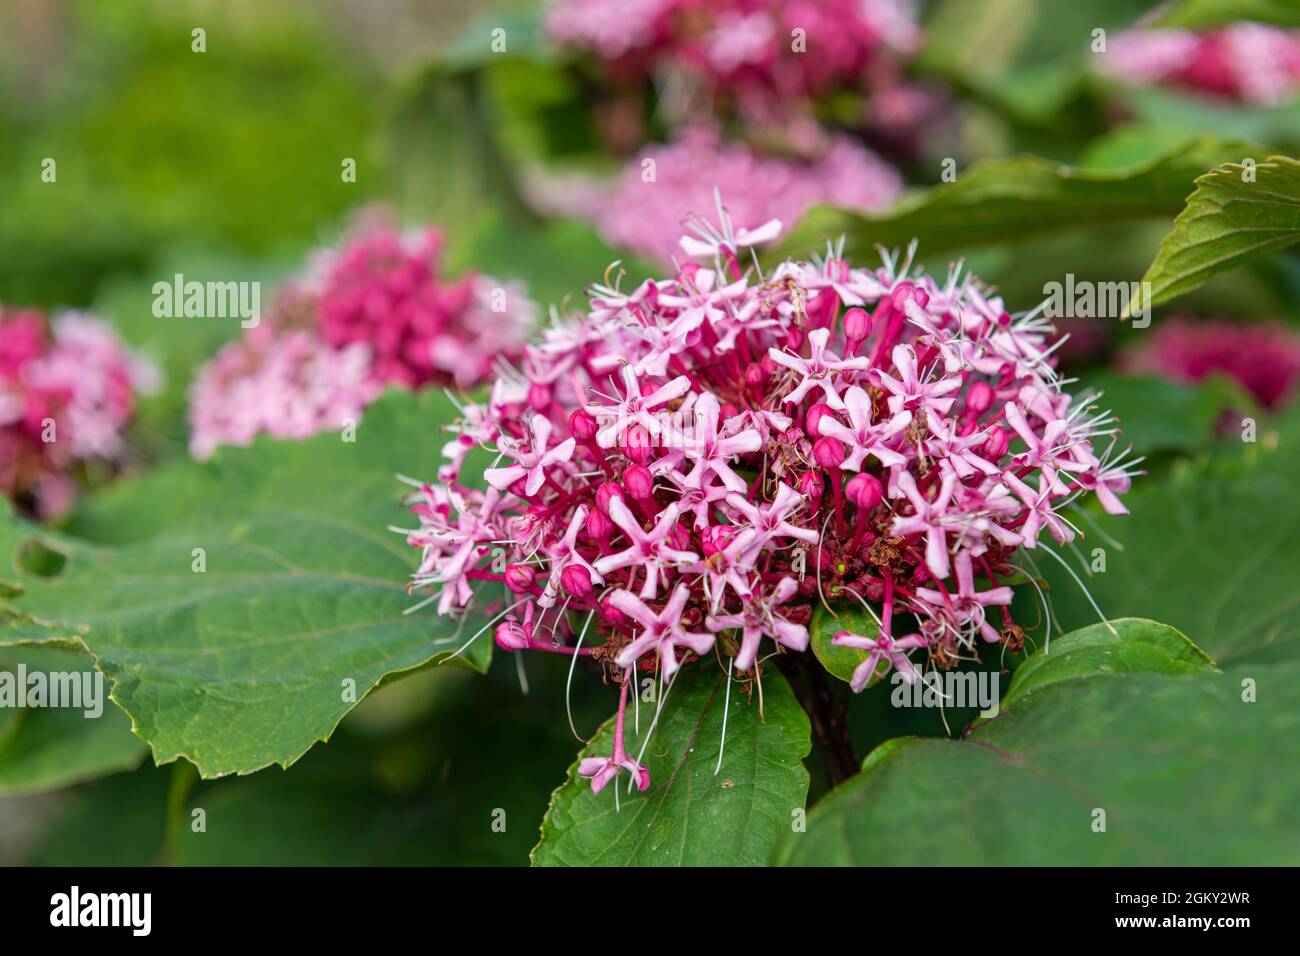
left=1152, top=0, right=1300, bottom=28
left=1135, top=156, right=1300, bottom=311
left=775, top=623, right=1300, bottom=865
left=1032, top=403, right=1300, bottom=668
left=0, top=389, right=490, bottom=779
left=810, top=602, right=879, bottom=686
left=774, top=136, right=1261, bottom=263
left=532, top=665, right=811, bottom=866
left=0, top=646, right=148, bottom=795
left=1002, top=618, right=1216, bottom=710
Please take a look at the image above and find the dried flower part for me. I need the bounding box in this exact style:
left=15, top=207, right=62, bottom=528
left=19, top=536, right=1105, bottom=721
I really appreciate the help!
left=1119, top=316, right=1300, bottom=410
left=397, top=196, right=1138, bottom=792
left=188, top=216, right=538, bottom=458
left=0, top=306, right=159, bottom=518
left=1102, top=24, right=1300, bottom=105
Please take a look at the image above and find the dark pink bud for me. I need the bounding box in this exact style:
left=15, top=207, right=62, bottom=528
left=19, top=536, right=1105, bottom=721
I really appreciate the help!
left=622, top=463, right=654, bottom=500
left=569, top=408, right=599, bottom=442
left=744, top=363, right=767, bottom=388
left=966, top=381, right=994, bottom=415
left=721, top=402, right=740, bottom=420
left=843, top=307, right=871, bottom=343
left=495, top=621, right=530, bottom=652
left=806, top=403, right=834, bottom=438
left=601, top=595, right=628, bottom=627
left=797, top=469, right=825, bottom=501
left=846, top=473, right=883, bottom=511
left=812, top=436, right=846, bottom=468
left=585, top=507, right=613, bottom=541
left=504, top=563, right=535, bottom=592
left=621, top=424, right=653, bottom=464
left=527, top=383, right=551, bottom=411
left=667, top=522, right=691, bottom=550
left=596, top=482, right=624, bottom=515
left=983, top=424, right=1010, bottom=459
left=560, top=564, right=594, bottom=600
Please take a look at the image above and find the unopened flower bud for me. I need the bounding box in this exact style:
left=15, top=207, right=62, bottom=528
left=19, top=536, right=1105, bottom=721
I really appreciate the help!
left=622, top=424, right=653, bottom=464
left=843, top=307, right=871, bottom=344
left=560, top=564, right=594, bottom=600
left=585, top=507, right=613, bottom=541
left=846, top=473, right=883, bottom=511
left=983, top=424, right=1010, bottom=460
left=504, top=562, right=535, bottom=592
left=744, top=363, right=767, bottom=388
left=495, top=620, right=530, bottom=652
left=812, top=436, right=846, bottom=468
left=528, top=382, right=551, bottom=411
left=596, top=482, right=625, bottom=515
left=601, top=594, right=628, bottom=627
left=622, top=463, right=654, bottom=499
left=569, top=408, right=599, bottom=442
left=797, top=469, right=825, bottom=501
left=806, top=402, right=834, bottom=438
left=966, top=381, right=994, bottom=415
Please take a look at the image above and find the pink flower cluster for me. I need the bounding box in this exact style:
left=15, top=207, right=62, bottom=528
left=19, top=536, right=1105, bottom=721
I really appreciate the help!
left=0, top=306, right=158, bottom=518
left=533, top=125, right=902, bottom=265
left=1102, top=24, right=1300, bottom=104
left=399, top=198, right=1136, bottom=794
left=189, top=219, right=536, bottom=459
left=1120, top=316, right=1300, bottom=410
left=545, top=0, right=921, bottom=123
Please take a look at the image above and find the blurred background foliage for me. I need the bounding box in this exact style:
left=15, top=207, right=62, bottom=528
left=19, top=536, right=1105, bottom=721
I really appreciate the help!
left=1, top=0, right=1298, bottom=865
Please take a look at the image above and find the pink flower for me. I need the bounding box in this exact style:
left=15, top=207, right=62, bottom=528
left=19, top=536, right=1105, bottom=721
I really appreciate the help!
left=706, top=577, right=808, bottom=671
left=189, top=212, right=536, bottom=458
left=485, top=414, right=577, bottom=496
left=611, top=583, right=715, bottom=683
left=531, top=128, right=902, bottom=266
left=833, top=629, right=927, bottom=692
left=393, top=196, right=1139, bottom=792
left=0, top=306, right=157, bottom=518
left=1102, top=25, right=1300, bottom=105
left=770, top=327, right=871, bottom=410
left=1119, top=315, right=1300, bottom=410
left=594, top=499, right=699, bottom=599
left=578, top=679, right=651, bottom=793
left=817, top=385, right=911, bottom=470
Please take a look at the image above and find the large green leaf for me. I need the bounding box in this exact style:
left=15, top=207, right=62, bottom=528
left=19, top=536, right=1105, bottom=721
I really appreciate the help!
left=1033, top=404, right=1300, bottom=668
left=0, top=389, right=490, bottom=779
left=1135, top=156, right=1300, bottom=310
left=776, top=621, right=1300, bottom=865
left=1152, top=0, right=1300, bottom=28
left=1001, top=618, right=1216, bottom=709
left=532, top=665, right=811, bottom=866
left=775, top=136, right=1260, bottom=262
left=0, top=646, right=147, bottom=795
